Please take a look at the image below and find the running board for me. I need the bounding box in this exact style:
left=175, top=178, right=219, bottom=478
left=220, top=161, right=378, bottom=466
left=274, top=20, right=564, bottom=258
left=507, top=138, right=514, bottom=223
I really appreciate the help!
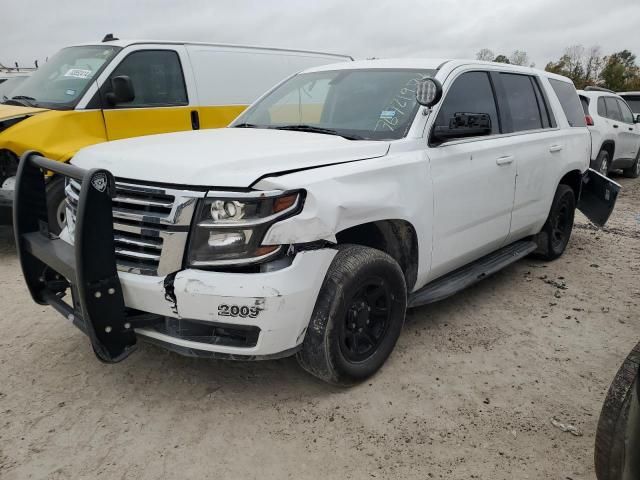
left=408, top=239, right=538, bottom=308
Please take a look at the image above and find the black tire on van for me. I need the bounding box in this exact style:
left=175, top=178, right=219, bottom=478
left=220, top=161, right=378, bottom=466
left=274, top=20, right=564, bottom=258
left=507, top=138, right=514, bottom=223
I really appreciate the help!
left=296, top=244, right=407, bottom=386
left=46, top=176, right=67, bottom=235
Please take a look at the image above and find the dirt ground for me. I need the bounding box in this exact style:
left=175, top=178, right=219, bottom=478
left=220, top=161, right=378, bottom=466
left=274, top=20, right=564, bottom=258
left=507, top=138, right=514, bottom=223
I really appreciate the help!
left=0, top=175, right=638, bottom=480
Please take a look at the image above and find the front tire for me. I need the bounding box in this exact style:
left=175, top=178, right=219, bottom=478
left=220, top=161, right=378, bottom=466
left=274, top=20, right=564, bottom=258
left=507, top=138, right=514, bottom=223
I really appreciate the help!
left=533, top=184, right=575, bottom=261
left=296, top=245, right=407, bottom=386
left=46, top=176, right=66, bottom=235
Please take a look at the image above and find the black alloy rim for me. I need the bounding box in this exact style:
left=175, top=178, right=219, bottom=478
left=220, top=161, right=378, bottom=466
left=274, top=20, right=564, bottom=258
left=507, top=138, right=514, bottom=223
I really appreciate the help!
left=339, top=276, right=392, bottom=362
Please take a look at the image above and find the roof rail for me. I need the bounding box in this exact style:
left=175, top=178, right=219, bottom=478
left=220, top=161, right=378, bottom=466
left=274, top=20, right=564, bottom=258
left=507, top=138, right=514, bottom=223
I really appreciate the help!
left=585, top=86, right=615, bottom=94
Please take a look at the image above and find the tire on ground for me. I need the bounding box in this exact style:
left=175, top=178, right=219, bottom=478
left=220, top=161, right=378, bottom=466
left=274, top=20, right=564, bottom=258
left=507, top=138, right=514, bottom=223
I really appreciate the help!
left=622, top=152, right=640, bottom=179
left=532, top=184, right=575, bottom=261
left=296, top=244, right=407, bottom=386
left=596, top=149, right=611, bottom=177
left=46, top=176, right=66, bottom=235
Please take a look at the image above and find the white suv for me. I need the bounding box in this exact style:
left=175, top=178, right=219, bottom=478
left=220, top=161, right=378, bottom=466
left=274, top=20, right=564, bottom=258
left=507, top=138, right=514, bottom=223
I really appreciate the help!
left=579, top=87, right=640, bottom=178
left=14, top=60, right=618, bottom=385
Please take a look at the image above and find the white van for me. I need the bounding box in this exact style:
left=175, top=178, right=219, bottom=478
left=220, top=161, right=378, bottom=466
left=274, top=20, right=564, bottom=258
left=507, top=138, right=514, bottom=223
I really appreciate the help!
left=0, top=37, right=351, bottom=230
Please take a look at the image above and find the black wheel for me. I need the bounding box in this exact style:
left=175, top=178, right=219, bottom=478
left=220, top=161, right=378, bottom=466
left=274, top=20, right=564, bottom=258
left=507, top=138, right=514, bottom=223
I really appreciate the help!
left=595, top=342, right=640, bottom=480
left=296, top=244, right=407, bottom=386
left=596, top=149, right=611, bottom=177
left=622, top=152, right=640, bottom=179
left=46, top=176, right=66, bottom=235
left=532, top=184, right=575, bottom=261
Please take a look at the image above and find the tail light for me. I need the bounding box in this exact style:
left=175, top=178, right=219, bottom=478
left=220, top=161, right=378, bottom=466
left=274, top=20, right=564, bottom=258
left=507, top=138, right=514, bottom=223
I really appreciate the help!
left=585, top=115, right=594, bottom=126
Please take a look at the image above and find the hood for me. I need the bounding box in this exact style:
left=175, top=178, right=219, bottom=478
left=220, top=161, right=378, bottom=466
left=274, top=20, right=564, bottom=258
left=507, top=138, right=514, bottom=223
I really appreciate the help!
left=72, top=128, right=390, bottom=187
left=0, top=104, right=48, bottom=121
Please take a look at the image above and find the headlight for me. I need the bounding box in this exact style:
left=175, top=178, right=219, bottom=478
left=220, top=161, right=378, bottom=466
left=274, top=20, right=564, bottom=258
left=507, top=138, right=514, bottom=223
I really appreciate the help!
left=186, top=190, right=303, bottom=267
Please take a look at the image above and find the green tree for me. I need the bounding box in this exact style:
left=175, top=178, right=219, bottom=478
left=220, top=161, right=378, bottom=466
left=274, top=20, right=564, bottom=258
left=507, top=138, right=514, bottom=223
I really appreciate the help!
left=493, top=54, right=510, bottom=64
left=601, top=50, right=638, bottom=91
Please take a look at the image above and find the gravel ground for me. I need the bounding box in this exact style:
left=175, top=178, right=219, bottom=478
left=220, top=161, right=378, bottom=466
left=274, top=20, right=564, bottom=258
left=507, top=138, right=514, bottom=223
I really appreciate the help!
left=0, top=175, right=638, bottom=480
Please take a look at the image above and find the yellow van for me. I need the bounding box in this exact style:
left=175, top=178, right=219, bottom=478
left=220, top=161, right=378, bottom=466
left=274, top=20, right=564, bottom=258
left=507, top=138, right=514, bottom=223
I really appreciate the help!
left=0, top=38, right=351, bottom=230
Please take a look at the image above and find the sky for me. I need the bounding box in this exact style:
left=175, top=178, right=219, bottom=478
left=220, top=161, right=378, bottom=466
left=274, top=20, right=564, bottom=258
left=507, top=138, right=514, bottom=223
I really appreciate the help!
left=2, top=0, right=640, bottom=70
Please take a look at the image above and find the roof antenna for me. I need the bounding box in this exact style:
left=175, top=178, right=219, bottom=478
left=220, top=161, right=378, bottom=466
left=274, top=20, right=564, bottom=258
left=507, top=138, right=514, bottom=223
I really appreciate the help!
left=102, top=33, right=118, bottom=43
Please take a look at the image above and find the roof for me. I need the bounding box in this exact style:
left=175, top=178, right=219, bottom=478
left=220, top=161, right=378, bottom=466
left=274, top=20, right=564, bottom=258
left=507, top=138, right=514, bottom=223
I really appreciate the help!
left=302, top=58, right=569, bottom=80
left=577, top=89, right=622, bottom=98
left=618, top=91, right=640, bottom=96
left=70, top=39, right=352, bottom=60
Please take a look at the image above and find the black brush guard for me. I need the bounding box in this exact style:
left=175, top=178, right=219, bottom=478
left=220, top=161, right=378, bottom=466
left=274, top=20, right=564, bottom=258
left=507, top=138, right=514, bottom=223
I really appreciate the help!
left=13, top=151, right=162, bottom=363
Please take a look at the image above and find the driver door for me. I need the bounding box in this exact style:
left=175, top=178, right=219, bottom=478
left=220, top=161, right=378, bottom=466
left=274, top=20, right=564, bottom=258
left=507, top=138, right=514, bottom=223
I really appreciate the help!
left=426, top=70, right=517, bottom=280
left=100, top=47, right=195, bottom=141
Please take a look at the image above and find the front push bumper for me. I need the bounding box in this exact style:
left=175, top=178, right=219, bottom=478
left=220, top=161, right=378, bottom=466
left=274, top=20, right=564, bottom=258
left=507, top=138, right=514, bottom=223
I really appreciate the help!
left=13, top=151, right=336, bottom=362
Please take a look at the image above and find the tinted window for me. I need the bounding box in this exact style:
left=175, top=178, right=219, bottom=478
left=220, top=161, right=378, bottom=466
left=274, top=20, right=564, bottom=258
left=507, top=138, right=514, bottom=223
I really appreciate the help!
left=501, top=74, right=543, bottom=131
left=604, top=97, right=622, bottom=121
left=621, top=96, right=640, bottom=114
left=549, top=79, right=586, bottom=127
left=533, top=78, right=553, bottom=128
left=434, top=71, right=499, bottom=136
left=579, top=96, right=589, bottom=115
left=617, top=99, right=635, bottom=124
left=597, top=97, right=607, bottom=117
left=106, top=50, right=187, bottom=107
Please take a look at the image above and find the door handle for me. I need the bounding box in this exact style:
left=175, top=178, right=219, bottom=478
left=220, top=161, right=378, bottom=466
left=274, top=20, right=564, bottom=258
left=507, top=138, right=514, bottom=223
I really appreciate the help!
left=613, top=124, right=619, bottom=128
left=549, top=145, right=563, bottom=153
left=629, top=128, right=634, bottom=131
left=496, top=155, right=515, bottom=166
left=190, top=110, right=200, bottom=130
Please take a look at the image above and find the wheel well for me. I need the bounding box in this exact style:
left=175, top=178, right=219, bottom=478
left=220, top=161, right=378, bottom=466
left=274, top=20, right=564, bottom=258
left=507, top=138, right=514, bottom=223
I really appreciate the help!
left=600, top=141, right=615, bottom=159
left=335, top=220, right=418, bottom=291
left=559, top=170, right=582, bottom=201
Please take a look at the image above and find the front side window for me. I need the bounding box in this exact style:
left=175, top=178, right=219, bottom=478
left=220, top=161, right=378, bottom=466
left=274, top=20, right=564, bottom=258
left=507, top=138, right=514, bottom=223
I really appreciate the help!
left=232, top=69, right=434, bottom=141
left=604, top=97, right=622, bottom=121
left=621, top=96, right=640, bottom=114
left=617, top=99, right=635, bottom=124
left=2, top=45, right=120, bottom=109
left=500, top=73, right=543, bottom=132
left=548, top=79, right=586, bottom=127
left=104, top=50, right=188, bottom=108
left=434, top=71, right=500, bottom=136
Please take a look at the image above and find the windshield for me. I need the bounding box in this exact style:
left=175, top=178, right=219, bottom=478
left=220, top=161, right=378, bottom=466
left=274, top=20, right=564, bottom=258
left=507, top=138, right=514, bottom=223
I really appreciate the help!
left=0, top=77, right=28, bottom=100
left=3, top=45, right=121, bottom=109
left=232, top=68, right=435, bottom=140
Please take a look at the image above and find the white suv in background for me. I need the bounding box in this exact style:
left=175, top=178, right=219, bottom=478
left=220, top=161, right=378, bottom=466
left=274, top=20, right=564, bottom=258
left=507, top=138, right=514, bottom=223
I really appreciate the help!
left=618, top=91, right=640, bottom=122
left=579, top=87, right=640, bottom=178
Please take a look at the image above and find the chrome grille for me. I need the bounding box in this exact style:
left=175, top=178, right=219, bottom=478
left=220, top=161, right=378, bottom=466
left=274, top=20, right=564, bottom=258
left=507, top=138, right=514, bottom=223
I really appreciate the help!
left=65, top=178, right=203, bottom=276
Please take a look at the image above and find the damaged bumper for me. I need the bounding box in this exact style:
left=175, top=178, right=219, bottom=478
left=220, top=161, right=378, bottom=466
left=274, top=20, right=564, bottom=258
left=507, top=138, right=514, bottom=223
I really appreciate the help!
left=13, top=151, right=336, bottom=362
left=121, top=249, right=335, bottom=358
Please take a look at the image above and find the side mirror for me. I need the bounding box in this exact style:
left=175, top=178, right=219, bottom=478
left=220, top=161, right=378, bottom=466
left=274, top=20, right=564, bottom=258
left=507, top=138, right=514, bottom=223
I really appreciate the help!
left=432, top=112, right=492, bottom=142
left=105, top=75, right=135, bottom=106
left=416, top=77, right=443, bottom=108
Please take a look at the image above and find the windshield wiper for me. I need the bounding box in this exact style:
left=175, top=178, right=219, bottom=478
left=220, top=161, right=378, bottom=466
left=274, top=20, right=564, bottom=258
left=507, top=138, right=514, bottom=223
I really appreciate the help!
left=273, top=124, right=362, bottom=140
left=3, top=95, right=37, bottom=107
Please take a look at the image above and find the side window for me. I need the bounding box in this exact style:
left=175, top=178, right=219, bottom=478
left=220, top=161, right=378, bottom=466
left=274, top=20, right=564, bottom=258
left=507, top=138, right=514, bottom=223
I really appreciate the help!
left=617, top=99, right=635, bottom=124
left=579, top=96, right=589, bottom=115
left=434, top=71, right=499, bottom=136
left=500, top=73, right=543, bottom=131
left=548, top=79, right=586, bottom=127
left=533, top=78, right=554, bottom=128
left=597, top=97, right=607, bottom=117
left=105, top=50, right=188, bottom=107
left=604, top=97, right=622, bottom=121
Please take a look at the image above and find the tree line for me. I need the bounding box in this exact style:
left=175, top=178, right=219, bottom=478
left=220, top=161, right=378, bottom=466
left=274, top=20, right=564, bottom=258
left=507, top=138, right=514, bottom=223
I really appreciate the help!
left=476, top=46, right=640, bottom=91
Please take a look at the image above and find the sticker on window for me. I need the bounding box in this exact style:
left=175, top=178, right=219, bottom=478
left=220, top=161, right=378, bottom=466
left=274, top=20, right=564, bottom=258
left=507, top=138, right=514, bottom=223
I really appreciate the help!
left=64, top=68, right=93, bottom=79
left=65, top=89, right=76, bottom=96
left=380, top=110, right=396, bottom=119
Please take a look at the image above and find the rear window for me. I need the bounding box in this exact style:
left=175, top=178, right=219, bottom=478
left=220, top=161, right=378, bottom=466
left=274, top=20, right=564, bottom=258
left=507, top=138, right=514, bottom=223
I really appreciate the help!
left=500, top=73, right=544, bottom=132
left=549, top=79, right=586, bottom=127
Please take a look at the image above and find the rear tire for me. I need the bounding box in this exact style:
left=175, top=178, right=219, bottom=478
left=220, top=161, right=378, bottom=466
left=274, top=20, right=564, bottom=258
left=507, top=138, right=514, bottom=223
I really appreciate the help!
left=596, top=149, right=611, bottom=177
left=532, top=184, right=575, bottom=261
left=296, top=244, right=407, bottom=386
left=622, top=152, right=640, bottom=178
left=46, top=176, right=66, bottom=235
left=594, top=342, right=640, bottom=480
